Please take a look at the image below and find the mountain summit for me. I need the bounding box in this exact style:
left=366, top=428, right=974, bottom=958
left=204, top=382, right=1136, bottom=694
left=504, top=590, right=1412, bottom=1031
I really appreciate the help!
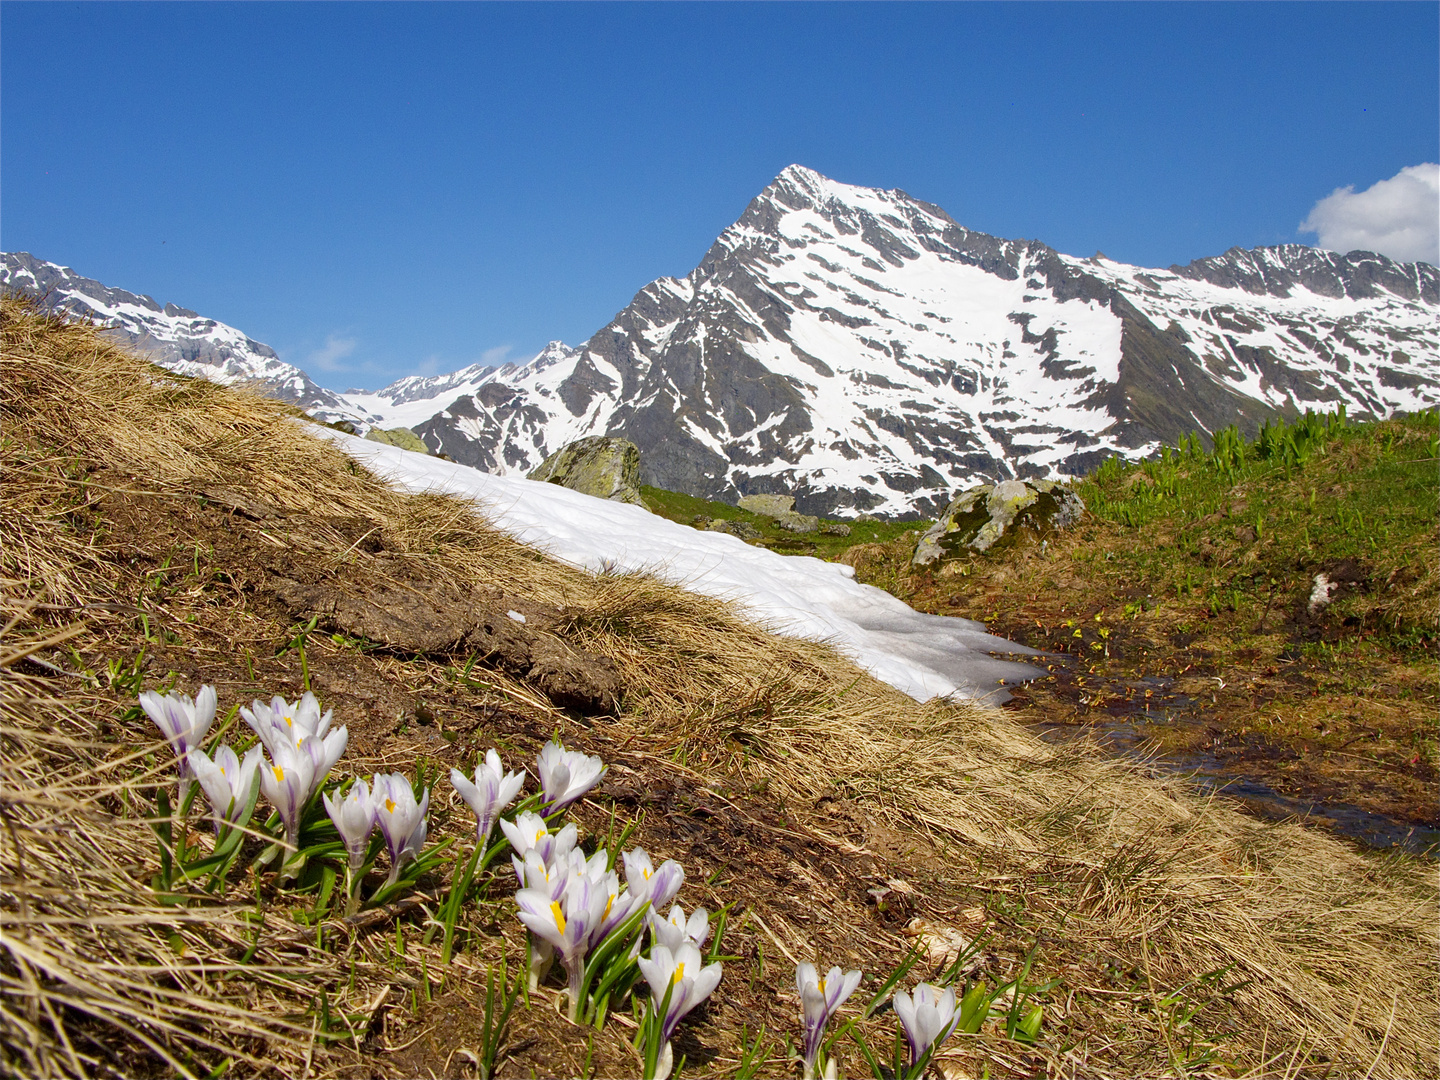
left=5, top=166, right=1437, bottom=516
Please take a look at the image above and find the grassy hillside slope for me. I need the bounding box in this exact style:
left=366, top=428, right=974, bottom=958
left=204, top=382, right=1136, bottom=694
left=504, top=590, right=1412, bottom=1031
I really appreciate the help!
left=850, top=409, right=1438, bottom=833
left=2, top=296, right=1435, bottom=1079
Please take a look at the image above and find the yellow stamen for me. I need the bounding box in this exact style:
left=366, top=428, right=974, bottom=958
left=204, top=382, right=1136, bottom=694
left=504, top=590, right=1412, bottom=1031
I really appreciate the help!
left=272, top=766, right=284, bottom=782
left=819, top=977, right=827, bottom=993
left=603, top=896, right=614, bottom=920
left=673, top=962, right=686, bottom=984
left=385, top=798, right=396, bottom=813
left=550, top=900, right=566, bottom=935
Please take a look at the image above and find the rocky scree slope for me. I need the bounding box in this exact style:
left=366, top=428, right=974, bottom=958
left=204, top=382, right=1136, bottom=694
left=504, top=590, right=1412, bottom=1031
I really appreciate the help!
left=5, top=165, right=1437, bottom=518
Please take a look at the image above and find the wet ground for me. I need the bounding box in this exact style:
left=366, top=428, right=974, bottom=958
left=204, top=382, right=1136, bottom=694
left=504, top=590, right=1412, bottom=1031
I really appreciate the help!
left=1032, top=715, right=1440, bottom=857
left=1009, top=658, right=1440, bottom=857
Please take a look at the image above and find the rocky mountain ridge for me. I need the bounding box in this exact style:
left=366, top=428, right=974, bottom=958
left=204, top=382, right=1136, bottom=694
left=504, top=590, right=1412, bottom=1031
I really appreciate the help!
left=0, top=251, right=350, bottom=415
left=5, top=165, right=1437, bottom=517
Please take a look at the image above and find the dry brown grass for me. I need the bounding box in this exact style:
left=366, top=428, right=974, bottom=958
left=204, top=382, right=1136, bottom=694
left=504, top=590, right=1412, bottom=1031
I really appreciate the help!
left=2, top=295, right=1437, bottom=1078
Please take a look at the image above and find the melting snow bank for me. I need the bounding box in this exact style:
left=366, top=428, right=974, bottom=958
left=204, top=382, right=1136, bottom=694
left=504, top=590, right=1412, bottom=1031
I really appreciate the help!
left=321, top=430, right=1044, bottom=702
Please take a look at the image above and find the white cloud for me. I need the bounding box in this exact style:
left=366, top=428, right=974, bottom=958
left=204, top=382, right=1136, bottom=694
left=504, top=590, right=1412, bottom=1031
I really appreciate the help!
left=306, top=333, right=358, bottom=372
left=480, top=344, right=513, bottom=366
left=1299, top=163, right=1439, bottom=265
left=303, top=334, right=357, bottom=371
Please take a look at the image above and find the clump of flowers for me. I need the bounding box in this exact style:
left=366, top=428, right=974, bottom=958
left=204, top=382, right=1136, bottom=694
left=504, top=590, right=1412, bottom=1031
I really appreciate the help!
left=243, top=692, right=349, bottom=864
left=502, top=738, right=707, bottom=1039
left=797, top=962, right=863, bottom=1080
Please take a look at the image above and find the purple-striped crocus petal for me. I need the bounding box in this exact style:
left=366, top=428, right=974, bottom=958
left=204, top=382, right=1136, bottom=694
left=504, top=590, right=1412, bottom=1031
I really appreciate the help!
left=450, top=749, right=526, bottom=845
left=535, top=740, right=606, bottom=814
left=892, top=982, right=960, bottom=1066
left=322, top=778, right=377, bottom=870
left=139, top=685, right=218, bottom=778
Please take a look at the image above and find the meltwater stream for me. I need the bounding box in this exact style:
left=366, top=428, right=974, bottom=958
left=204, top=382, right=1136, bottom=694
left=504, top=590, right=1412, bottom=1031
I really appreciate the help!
left=1034, top=717, right=1440, bottom=857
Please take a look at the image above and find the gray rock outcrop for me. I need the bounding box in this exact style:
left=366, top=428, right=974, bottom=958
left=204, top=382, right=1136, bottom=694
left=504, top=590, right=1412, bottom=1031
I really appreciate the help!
left=913, top=479, right=1084, bottom=565
left=364, top=426, right=429, bottom=454
left=528, top=436, right=646, bottom=506
left=738, top=494, right=795, bottom=516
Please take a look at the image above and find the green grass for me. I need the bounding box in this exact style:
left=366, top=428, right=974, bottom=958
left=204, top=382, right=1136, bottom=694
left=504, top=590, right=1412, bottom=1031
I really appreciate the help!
left=639, top=485, right=925, bottom=560
left=1073, top=406, right=1438, bottom=653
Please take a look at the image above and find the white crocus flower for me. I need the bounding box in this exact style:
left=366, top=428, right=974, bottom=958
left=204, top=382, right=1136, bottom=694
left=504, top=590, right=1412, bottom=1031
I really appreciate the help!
left=516, top=870, right=610, bottom=1019
left=535, top=740, right=606, bottom=814
left=322, top=778, right=377, bottom=871
left=637, top=942, right=723, bottom=1080
left=893, top=982, right=961, bottom=1069
left=373, top=772, right=429, bottom=886
left=139, top=685, right=218, bottom=803
left=241, top=692, right=333, bottom=756
left=186, top=743, right=262, bottom=833
left=450, top=749, right=526, bottom=846
left=259, top=740, right=316, bottom=855
left=516, top=848, right=570, bottom=899
left=650, top=904, right=710, bottom=954
left=500, top=810, right=578, bottom=883
left=797, top=962, right=864, bottom=1080
left=623, top=847, right=685, bottom=912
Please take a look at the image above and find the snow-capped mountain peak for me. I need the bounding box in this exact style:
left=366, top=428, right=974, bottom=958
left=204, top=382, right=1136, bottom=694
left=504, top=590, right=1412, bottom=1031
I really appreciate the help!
left=6, top=166, right=1435, bottom=518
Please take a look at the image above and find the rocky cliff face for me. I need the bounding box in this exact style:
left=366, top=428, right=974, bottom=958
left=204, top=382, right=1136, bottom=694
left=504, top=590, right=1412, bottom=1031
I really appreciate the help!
left=7, top=166, right=1437, bottom=518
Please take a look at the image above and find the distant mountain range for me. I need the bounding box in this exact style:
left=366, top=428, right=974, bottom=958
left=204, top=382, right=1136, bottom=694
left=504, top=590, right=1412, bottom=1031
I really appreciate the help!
left=6, top=165, right=1437, bottom=517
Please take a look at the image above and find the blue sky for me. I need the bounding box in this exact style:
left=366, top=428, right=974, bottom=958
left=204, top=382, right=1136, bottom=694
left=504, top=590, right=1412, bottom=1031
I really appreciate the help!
left=3, top=2, right=1436, bottom=392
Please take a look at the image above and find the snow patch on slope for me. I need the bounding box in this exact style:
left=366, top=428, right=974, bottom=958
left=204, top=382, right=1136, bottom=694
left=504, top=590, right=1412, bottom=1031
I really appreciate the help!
left=318, top=428, right=1042, bottom=702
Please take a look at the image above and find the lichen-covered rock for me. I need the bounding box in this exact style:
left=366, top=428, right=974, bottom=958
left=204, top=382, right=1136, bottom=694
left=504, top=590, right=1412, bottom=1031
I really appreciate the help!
left=706, top=519, right=763, bottom=541
left=775, top=510, right=821, bottom=533
left=738, top=494, right=795, bottom=517
left=528, top=436, right=646, bottom=506
left=364, top=426, right=429, bottom=454
left=912, top=478, right=1084, bottom=565
left=819, top=522, right=852, bottom=537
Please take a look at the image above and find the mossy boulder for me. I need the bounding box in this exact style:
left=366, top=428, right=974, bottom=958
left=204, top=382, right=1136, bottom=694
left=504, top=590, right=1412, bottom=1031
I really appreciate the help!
left=738, top=494, right=795, bottom=517
left=528, top=436, right=647, bottom=506
left=364, top=426, right=429, bottom=454
left=912, top=479, right=1084, bottom=566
